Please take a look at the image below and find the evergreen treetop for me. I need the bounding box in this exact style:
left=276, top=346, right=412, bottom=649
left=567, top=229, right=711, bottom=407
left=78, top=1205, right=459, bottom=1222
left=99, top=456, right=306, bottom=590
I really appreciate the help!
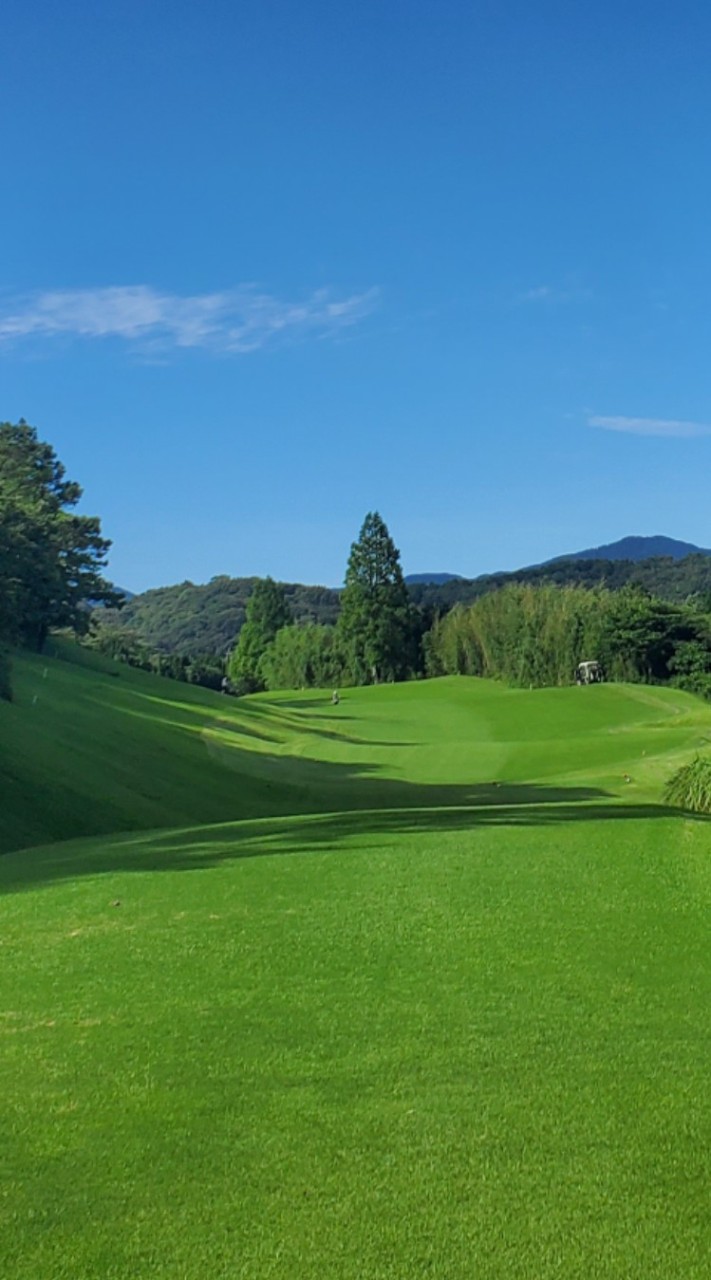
left=338, top=511, right=415, bottom=683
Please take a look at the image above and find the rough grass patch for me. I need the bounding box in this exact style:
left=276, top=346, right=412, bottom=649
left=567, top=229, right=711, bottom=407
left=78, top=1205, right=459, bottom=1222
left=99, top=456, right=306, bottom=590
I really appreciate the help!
left=665, top=755, right=711, bottom=813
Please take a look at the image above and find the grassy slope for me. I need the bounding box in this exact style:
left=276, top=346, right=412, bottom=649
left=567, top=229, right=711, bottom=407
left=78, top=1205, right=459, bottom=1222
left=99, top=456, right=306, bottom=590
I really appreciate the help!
left=2, top=648, right=711, bottom=1278
left=2, top=644, right=708, bottom=856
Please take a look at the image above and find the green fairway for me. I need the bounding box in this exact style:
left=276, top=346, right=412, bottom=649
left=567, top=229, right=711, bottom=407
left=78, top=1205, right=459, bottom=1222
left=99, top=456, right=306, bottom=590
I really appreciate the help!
left=2, top=647, right=711, bottom=1277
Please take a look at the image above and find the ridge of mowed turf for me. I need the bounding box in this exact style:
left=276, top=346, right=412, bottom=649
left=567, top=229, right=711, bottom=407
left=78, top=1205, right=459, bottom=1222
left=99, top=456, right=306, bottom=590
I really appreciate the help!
left=2, top=641, right=711, bottom=858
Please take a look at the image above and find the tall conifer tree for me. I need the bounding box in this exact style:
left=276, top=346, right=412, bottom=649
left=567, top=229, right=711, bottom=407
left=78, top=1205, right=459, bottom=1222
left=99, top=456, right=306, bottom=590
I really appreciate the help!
left=338, top=511, right=415, bottom=683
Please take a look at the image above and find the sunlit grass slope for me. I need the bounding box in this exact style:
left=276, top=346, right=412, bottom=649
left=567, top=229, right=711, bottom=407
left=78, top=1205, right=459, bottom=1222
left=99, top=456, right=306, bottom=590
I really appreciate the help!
left=2, top=641, right=710, bottom=855
left=2, top=647, right=711, bottom=1277
left=0, top=643, right=305, bottom=855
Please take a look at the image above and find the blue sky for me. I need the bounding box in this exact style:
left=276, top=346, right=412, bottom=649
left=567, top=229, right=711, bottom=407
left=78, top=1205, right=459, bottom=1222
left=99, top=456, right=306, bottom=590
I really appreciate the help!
left=3, top=0, right=711, bottom=591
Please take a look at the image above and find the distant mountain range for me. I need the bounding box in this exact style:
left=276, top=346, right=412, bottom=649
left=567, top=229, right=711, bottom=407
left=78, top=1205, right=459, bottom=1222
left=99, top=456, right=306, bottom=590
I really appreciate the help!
left=404, top=572, right=463, bottom=585
left=405, top=536, right=710, bottom=584
left=118, top=537, right=709, bottom=599
left=547, top=535, right=710, bottom=564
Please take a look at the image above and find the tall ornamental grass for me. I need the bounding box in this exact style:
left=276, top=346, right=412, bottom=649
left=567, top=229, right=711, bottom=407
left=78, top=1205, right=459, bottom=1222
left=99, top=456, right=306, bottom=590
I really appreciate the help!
left=664, top=756, right=711, bottom=814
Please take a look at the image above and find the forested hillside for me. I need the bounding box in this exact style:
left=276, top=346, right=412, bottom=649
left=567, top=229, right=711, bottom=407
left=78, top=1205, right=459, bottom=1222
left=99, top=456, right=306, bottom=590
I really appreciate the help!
left=0, top=420, right=117, bottom=700
left=100, top=576, right=341, bottom=655
left=107, top=554, right=711, bottom=658
left=409, top=553, right=711, bottom=611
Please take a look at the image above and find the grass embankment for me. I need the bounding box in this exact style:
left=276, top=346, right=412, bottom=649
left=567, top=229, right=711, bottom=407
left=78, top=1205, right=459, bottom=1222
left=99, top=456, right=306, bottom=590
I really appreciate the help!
left=1, top=646, right=711, bottom=1277
left=2, top=642, right=707, bottom=856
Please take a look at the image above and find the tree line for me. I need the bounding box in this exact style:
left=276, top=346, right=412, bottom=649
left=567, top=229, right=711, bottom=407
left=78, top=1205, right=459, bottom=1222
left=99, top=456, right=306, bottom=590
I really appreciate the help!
left=0, top=421, right=118, bottom=700
left=3, top=420, right=711, bottom=703
left=424, top=582, right=711, bottom=695
left=97, top=575, right=341, bottom=657
left=83, top=620, right=228, bottom=690
left=227, top=512, right=425, bottom=693
left=91, top=545, right=711, bottom=661
left=226, top=564, right=711, bottom=699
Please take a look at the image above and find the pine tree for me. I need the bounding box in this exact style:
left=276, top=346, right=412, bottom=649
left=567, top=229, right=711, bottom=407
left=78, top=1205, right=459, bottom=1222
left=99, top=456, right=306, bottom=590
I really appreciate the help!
left=338, top=512, right=415, bottom=683
left=0, top=420, right=118, bottom=652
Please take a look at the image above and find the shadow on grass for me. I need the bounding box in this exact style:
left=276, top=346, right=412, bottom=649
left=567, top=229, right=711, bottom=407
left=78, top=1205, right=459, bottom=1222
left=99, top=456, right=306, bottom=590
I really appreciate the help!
left=93, top=688, right=416, bottom=750
left=2, top=779, right=704, bottom=892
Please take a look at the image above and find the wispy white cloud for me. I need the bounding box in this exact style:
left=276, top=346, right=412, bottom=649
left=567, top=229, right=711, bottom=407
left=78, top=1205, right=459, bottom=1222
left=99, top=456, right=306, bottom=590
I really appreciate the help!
left=519, top=285, right=555, bottom=302
left=589, top=414, right=711, bottom=439
left=0, top=284, right=379, bottom=355
left=516, top=283, right=592, bottom=305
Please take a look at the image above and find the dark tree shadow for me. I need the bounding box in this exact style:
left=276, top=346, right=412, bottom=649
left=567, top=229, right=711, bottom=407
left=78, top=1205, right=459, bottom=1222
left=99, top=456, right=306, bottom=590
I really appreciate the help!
left=102, top=689, right=415, bottom=748
left=1, top=776, right=704, bottom=893
left=3, top=675, right=705, bottom=893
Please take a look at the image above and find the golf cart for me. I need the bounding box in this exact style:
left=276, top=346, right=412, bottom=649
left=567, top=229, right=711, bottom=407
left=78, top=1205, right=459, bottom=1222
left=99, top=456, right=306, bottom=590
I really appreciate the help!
left=575, top=660, right=604, bottom=685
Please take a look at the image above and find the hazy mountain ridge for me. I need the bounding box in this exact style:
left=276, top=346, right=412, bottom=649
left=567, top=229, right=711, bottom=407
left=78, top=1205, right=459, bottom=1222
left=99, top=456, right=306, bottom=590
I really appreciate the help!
left=548, top=535, right=709, bottom=564
left=406, top=537, right=710, bottom=583
left=404, top=572, right=463, bottom=584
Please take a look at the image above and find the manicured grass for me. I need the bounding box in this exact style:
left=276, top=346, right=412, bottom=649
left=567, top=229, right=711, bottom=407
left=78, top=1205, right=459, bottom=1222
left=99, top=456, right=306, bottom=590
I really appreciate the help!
left=1, top=647, right=711, bottom=1277
left=2, top=643, right=708, bottom=856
